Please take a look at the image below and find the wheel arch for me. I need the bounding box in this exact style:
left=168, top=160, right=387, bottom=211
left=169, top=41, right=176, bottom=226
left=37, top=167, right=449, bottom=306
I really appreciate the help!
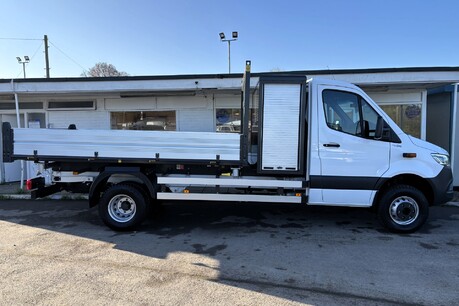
left=374, top=174, right=434, bottom=208
left=89, top=168, right=157, bottom=207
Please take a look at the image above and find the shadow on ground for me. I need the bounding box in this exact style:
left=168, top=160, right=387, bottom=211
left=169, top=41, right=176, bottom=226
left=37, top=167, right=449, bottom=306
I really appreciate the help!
left=1, top=199, right=458, bottom=305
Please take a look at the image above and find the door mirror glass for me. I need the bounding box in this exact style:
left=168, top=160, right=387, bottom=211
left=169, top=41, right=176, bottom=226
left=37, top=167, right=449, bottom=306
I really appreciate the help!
left=375, top=116, right=384, bottom=139
left=374, top=116, right=397, bottom=142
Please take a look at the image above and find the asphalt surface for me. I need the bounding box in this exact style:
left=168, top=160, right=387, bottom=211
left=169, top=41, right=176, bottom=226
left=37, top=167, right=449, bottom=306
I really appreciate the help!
left=0, top=200, right=458, bottom=305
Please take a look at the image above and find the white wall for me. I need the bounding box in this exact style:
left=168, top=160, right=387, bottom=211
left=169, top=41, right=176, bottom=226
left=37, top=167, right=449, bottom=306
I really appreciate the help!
left=214, top=94, right=240, bottom=108
left=178, top=109, right=214, bottom=132
left=105, top=95, right=215, bottom=132
left=367, top=91, right=423, bottom=104
left=48, top=110, right=109, bottom=129
left=105, top=97, right=156, bottom=110
left=105, top=95, right=212, bottom=110
left=47, top=98, right=109, bottom=129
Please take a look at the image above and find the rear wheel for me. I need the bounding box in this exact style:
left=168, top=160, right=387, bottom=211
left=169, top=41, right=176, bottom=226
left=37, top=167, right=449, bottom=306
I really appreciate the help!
left=377, top=185, right=429, bottom=233
left=98, top=184, right=148, bottom=231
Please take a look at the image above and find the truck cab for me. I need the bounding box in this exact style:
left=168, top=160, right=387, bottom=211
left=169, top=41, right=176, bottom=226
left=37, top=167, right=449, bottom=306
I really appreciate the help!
left=307, top=78, right=453, bottom=230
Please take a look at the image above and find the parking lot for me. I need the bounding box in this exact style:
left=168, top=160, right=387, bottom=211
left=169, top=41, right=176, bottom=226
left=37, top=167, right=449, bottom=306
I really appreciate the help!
left=0, top=199, right=458, bottom=305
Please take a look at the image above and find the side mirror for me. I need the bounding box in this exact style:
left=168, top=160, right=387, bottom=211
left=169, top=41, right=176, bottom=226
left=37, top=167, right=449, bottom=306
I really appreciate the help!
left=375, top=116, right=384, bottom=140
left=363, top=120, right=370, bottom=138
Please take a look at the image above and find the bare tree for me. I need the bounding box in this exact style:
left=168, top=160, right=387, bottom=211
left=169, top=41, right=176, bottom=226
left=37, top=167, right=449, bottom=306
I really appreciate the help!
left=82, top=62, right=128, bottom=77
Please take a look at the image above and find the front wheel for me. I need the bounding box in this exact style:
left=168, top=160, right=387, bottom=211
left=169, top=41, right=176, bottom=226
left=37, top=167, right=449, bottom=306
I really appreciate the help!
left=98, top=184, right=148, bottom=231
left=377, top=185, right=429, bottom=233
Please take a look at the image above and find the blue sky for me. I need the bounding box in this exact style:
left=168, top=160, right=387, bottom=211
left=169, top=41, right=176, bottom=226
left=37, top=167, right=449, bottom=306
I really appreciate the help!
left=1, top=0, right=458, bottom=78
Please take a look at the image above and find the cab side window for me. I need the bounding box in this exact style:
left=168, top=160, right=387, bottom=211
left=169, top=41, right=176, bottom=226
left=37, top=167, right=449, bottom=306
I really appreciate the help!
left=323, top=90, right=360, bottom=135
left=322, top=89, right=380, bottom=139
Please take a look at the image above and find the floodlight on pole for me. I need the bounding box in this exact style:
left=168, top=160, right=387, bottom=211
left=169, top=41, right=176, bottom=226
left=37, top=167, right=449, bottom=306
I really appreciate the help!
left=16, top=56, right=30, bottom=79
left=219, top=31, right=238, bottom=73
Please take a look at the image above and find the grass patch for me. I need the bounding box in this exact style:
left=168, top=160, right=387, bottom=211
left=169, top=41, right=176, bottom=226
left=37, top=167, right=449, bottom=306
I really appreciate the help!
left=16, top=188, right=27, bottom=194
left=73, top=195, right=87, bottom=200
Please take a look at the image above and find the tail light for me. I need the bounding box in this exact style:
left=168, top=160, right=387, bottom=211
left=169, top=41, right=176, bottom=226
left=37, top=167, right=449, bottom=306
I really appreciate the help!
left=26, top=179, right=33, bottom=191
left=25, top=177, right=45, bottom=190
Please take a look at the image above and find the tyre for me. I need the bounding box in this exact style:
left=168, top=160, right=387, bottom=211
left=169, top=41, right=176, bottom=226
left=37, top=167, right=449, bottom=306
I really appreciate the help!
left=98, top=184, right=148, bottom=231
left=377, top=185, right=429, bottom=233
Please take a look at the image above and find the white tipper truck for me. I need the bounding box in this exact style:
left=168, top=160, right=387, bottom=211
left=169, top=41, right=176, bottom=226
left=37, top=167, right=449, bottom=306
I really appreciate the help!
left=2, top=61, right=453, bottom=232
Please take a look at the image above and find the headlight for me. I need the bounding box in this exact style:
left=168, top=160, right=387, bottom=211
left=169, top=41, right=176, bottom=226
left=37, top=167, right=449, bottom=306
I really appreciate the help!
left=431, top=153, right=450, bottom=166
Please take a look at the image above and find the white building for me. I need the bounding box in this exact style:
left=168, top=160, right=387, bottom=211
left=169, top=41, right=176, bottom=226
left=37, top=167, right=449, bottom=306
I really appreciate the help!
left=1, top=67, right=459, bottom=186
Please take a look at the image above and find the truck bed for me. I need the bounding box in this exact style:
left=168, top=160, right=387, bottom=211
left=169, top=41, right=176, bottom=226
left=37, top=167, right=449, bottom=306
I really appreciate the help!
left=9, top=128, right=241, bottom=163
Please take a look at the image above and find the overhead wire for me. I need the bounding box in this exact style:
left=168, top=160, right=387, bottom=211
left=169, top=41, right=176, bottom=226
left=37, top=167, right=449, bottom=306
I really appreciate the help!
left=3, top=37, right=89, bottom=77
left=30, top=40, right=44, bottom=61
left=49, top=40, right=88, bottom=74
left=0, top=37, right=42, bottom=41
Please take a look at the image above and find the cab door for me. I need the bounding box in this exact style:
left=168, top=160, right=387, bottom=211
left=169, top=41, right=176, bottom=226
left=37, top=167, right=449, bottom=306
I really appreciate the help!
left=316, top=85, right=390, bottom=206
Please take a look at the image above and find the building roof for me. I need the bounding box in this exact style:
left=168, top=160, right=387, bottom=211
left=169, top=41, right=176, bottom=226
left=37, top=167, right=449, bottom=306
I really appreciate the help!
left=1, top=66, right=458, bottom=94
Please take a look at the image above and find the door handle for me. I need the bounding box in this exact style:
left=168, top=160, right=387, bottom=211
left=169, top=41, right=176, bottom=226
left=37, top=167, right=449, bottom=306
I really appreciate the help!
left=323, top=143, right=340, bottom=148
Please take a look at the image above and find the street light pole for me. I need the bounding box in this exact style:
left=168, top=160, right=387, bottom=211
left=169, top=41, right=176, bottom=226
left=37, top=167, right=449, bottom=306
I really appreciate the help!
left=14, top=56, right=29, bottom=191
left=16, top=56, right=30, bottom=78
left=21, top=62, right=26, bottom=78
left=227, top=40, right=231, bottom=74
left=219, top=31, right=238, bottom=74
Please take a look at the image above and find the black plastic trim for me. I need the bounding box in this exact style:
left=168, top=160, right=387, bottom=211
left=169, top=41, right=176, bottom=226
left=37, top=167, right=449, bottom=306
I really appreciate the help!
left=427, top=166, right=454, bottom=205
left=29, top=177, right=45, bottom=190
left=310, top=175, right=388, bottom=190
left=2, top=122, right=14, bottom=163
left=12, top=154, right=242, bottom=167
left=302, top=194, right=308, bottom=204
left=88, top=168, right=157, bottom=207
left=31, top=183, right=63, bottom=199
left=240, top=60, right=251, bottom=164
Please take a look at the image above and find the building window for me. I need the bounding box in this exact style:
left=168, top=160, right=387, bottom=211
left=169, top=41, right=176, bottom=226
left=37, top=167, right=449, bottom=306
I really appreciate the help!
left=110, top=111, right=176, bottom=131
left=216, top=108, right=241, bottom=133
left=0, top=102, right=43, bottom=110
left=380, top=104, right=421, bottom=138
left=27, top=113, right=46, bottom=128
left=48, top=101, right=95, bottom=109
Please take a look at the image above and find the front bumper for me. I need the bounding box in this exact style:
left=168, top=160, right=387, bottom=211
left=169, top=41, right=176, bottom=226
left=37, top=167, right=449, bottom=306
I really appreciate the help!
left=428, top=166, right=454, bottom=205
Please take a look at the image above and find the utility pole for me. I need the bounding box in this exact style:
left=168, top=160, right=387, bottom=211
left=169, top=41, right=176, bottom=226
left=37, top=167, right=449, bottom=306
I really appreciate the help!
left=44, top=35, right=50, bottom=78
